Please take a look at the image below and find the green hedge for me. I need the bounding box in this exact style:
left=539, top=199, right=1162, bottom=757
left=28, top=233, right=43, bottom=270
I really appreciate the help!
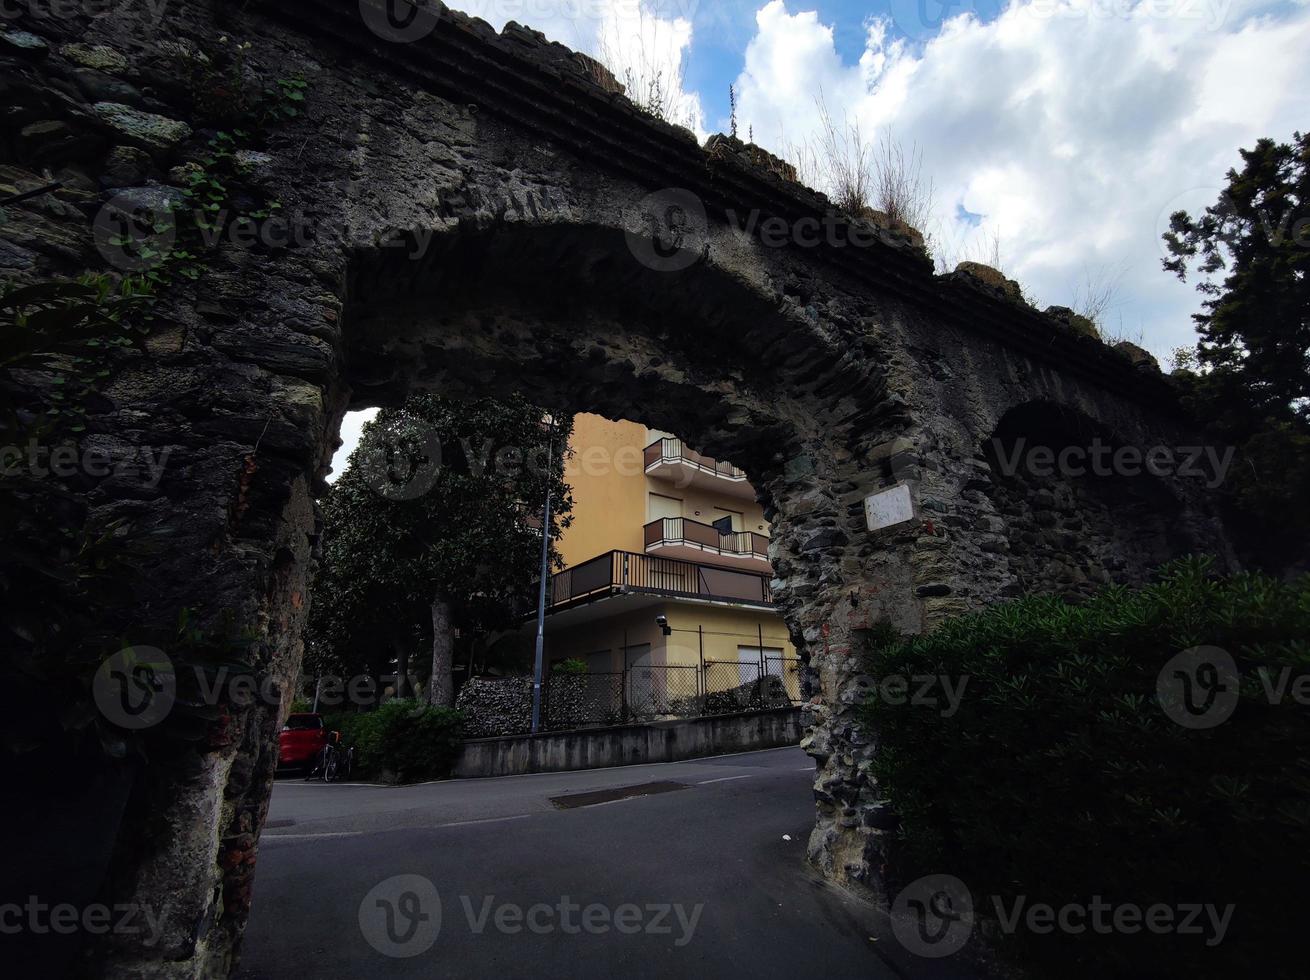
left=323, top=700, right=463, bottom=783
left=860, top=558, right=1308, bottom=978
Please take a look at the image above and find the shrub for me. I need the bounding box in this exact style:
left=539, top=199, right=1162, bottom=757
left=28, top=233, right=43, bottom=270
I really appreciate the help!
left=322, top=700, right=463, bottom=783
left=860, top=557, right=1309, bottom=979
left=551, top=658, right=587, bottom=675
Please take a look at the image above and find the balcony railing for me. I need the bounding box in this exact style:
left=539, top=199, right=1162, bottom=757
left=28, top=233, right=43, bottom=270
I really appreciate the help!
left=548, top=551, right=774, bottom=611
left=643, top=517, right=770, bottom=562
left=643, top=438, right=748, bottom=482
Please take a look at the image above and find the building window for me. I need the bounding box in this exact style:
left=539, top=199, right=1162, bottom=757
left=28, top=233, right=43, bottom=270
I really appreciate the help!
left=648, top=493, right=682, bottom=522
left=713, top=506, right=743, bottom=532
left=737, top=645, right=785, bottom=684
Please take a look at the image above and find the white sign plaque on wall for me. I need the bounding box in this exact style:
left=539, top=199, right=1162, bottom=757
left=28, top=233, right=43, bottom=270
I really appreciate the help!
left=864, top=484, right=915, bottom=532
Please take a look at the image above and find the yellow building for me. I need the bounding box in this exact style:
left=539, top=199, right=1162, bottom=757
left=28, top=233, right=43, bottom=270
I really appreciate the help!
left=540, top=414, right=799, bottom=710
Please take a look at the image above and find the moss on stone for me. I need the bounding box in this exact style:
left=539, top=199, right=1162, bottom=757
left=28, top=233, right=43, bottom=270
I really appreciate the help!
left=856, top=206, right=925, bottom=249
left=954, top=261, right=1023, bottom=302
left=1113, top=340, right=1161, bottom=372
left=62, top=43, right=128, bottom=73
left=1044, top=305, right=1101, bottom=341
left=93, top=102, right=191, bottom=155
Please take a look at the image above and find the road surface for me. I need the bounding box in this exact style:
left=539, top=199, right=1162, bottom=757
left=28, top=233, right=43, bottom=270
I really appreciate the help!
left=236, top=746, right=976, bottom=979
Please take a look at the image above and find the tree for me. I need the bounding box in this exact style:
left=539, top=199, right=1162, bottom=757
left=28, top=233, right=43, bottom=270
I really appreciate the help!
left=305, top=395, right=573, bottom=708
left=1163, top=131, right=1310, bottom=573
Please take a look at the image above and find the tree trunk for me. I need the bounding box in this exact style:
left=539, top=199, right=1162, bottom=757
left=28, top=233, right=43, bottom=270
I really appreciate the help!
left=429, top=595, right=455, bottom=707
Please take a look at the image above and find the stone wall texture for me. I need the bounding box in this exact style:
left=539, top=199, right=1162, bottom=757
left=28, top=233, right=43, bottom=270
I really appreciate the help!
left=455, top=676, right=534, bottom=737
left=1, top=2, right=1234, bottom=976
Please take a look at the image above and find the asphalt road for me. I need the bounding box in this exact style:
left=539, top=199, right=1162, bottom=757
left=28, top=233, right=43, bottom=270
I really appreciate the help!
left=236, top=747, right=978, bottom=980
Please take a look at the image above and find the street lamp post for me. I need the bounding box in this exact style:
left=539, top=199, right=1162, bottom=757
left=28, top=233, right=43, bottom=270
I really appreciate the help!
left=530, top=418, right=556, bottom=734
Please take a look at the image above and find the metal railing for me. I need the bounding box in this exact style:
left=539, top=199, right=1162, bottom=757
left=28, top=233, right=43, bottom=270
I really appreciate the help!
left=535, top=659, right=802, bottom=732
left=643, top=518, right=769, bottom=561
left=548, top=551, right=773, bottom=611
left=643, top=437, right=748, bottom=481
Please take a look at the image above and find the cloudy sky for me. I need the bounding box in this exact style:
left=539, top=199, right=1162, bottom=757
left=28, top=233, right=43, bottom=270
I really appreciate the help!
left=333, top=0, right=1309, bottom=475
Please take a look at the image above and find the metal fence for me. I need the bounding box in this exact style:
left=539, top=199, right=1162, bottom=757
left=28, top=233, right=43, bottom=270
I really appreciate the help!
left=536, top=658, right=802, bottom=732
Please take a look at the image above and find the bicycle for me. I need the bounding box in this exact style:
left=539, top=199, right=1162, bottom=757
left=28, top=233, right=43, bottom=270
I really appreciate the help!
left=319, top=736, right=355, bottom=783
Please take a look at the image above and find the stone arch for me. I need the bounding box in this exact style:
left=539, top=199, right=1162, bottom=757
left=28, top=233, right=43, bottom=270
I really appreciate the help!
left=145, top=196, right=929, bottom=980
left=327, top=215, right=893, bottom=689
left=337, top=220, right=833, bottom=473
left=0, top=3, right=1238, bottom=976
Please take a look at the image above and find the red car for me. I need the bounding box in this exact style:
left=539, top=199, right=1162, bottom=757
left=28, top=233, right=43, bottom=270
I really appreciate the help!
left=278, top=713, right=328, bottom=772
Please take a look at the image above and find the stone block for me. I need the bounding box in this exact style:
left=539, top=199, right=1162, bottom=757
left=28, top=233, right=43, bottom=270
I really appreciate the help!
left=93, top=102, right=191, bottom=154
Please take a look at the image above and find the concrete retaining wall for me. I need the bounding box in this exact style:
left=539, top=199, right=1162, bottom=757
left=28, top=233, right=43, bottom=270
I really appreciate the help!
left=452, top=708, right=802, bottom=778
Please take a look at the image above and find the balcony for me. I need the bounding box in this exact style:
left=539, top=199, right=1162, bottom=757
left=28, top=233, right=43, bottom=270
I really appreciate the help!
left=549, top=550, right=774, bottom=612
left=643, top=438, right=755, bottom=499
left=643, top=517, right=770, bottom=572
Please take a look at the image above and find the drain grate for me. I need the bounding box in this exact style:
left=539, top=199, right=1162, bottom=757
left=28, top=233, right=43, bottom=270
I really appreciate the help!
left=549, top=780, right=687, bottom=810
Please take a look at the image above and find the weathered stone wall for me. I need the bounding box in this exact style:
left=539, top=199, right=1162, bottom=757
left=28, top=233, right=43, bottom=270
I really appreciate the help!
left=980, top=401, right=1195, bottom=597
left=1, top=2, right=1235, bottom=976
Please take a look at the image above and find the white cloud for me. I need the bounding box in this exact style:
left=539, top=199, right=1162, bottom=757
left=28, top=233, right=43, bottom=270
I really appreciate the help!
left=455, top=0, right=706, bottom=135
left=596, top=1, right=704, bottom=134
left=734, top=0, right=1310, bottom=360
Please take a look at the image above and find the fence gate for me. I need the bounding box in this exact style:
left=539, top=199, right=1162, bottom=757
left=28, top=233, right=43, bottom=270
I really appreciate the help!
left=765, top=655, right=803, bottom=703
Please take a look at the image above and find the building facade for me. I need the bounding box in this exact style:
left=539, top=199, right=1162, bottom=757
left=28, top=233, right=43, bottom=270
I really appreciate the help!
left=538, top=414, right=798, bottom=707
